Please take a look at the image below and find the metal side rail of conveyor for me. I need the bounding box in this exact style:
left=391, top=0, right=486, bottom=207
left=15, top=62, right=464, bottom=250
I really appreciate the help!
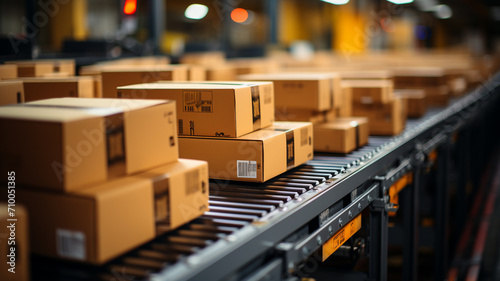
left=29, top=74, right=500, bottom=281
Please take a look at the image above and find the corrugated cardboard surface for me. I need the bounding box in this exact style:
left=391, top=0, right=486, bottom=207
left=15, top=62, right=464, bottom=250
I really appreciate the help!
left=275, top=107, right=326, bottom=124
left=335, top=117, right=370, bottom=147
left=101, top=66, right=189, bottom=98
left=394, top=89, right=426, bottom=118
left=179, top=130, right=294, bottom=182
left=338, top=84, right=353, bottom=117
left=118, top=82, right=275, bottom=137
left=17, top=176, right=155, bottom=264
left=6, top=61, right=54, bottom=77
left=239, top=73, right=338, bottom=111
left=0, top=80, right=24, bottom=105
left=0, top=98, right=178, bottom=191
left=352, top=96, right=405, bottom=136
left=18, top=77, right=94, bottom=102
left=137, top=159, right=209, bottom=231
left=262, top=121, right=314, bottom=167
left=343, top=80, right=394, bottom=104
left=314, top=121, right=357, bottom=153
left=0, top=64, right=17, bottom=80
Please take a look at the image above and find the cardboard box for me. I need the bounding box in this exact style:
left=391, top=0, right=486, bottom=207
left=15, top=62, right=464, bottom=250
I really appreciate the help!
left=118, top=82, right=275, bottom=137
left=0, top=80, right=24, bottom=106
left=15, top=158, right=207, bottom=265
left=314, top=118, right=369, bottom=153
left=239, top=73, right=339, bottom=111
left=52, top=59, right=75, bottom=76
left=0, top=98, right=178, bottom=191
left=100, top=65, right=189, bottom=98
left=179, top=122, right=313, bottom=182
left=0, top=64, right=17, bottom=80
left=343, top=80, right=394, bottom=104
left=136, top=158, right=209, bottom=232
left=394, top=89, right=426, bottom=118
left=5, top=60, right=54, bottom=77
left=206, top=65, right=236, bottom=81
left=0, top=203, right=29, bottom=281
left=19, top=77, right=94, bottom=102
left=339, top=70, right=393, bottom=80
left=425, top=86, right=450, bottom=107
left=338, top=83, right=353, bottom=117
left=186, top=64, right=206, bottom=81
left=275, top=107, right=326, bottom=124
left=352, top=96, right=406, bottom=136
left=392, top=67, right=446, bottom=87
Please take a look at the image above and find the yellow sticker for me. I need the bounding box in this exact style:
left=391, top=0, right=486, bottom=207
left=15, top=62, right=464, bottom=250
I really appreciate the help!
left=322, top=214, right=362, bottom=261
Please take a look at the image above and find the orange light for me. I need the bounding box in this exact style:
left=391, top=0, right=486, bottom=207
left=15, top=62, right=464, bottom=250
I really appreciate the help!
left=124, top=0, right=137, bottom=15
left=231, top=8, right=248, bottom=23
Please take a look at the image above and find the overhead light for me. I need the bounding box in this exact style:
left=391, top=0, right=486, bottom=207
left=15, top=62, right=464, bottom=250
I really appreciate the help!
left=414, top=0, right=438, bottom=11
left=386, top=0, right=413, bottom=4
left=434, top=4, right=452, bottom=19
left=321, top=0, right=350, bottom=5
left=184, top=4, right=209, bottom=20
left=231, top=8, right=249, bottom=23
left=123, top=0, right=137, bottom=15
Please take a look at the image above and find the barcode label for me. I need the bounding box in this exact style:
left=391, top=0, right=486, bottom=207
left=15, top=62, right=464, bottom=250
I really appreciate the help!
left=56, top=229, right=86, bottom=260
left=185, top=170, right=200, bottom=195
left=178, top=119, right=183, bottom=135
left=237, top=160, right=257, bottom=178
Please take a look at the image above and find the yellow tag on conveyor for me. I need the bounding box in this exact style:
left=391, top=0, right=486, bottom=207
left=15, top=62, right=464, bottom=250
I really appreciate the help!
left=322, top=214, right=362, bottom=262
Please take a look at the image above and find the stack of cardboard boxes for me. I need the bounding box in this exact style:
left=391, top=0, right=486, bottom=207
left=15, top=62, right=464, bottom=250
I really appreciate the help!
left=392, top=67, right=450, bottom=107
left=238, top=73, right=369, bottom=154
left=344, top=80, right=406, bottom=136
left=0, top=97, right=209, bottom=264
left=117, top=81, right=314, bottom=182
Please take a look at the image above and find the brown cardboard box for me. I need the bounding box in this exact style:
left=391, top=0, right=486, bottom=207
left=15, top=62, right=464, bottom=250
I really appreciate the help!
left=239, top=73, right=339, bottom=111
left=206, top=65, right=237, bottom=81
left=0, top=98, right=178, bottom=191
left=92, top=75, right=103, bottom=98
left=394, top=89, right=426, bottom=118
left=339, top=70, right=393, bottom=81
left=179, top=122, right=313, bottom=182
left=101, top=65, right=189, bottom=98
left=314, top=118, right=369, bottom=153
left=18, top=176, right=155, bottom=264
left=335, top=117, right=369, bottom=147
left=275, top=107, right=326, bottom=124
left=52, top=59, right=75, bottom=76
left=0, top=81, right=24, bottom=105
left=136, top=158, right=209, bottom=232
left=262, top=121, right=314, bottom=165
left=338, top=83, right=353, bottom=117
left=5, top=60, right=54, bottom=77
left=0, top=64, right=17, bottom=80
left=0, top=203, right=29, bottom=281
left=343, top=80, right=394, bottom=104
left=15, top=158, right=207, bottom=265
left=425, top=86, right=450, bottom=107
left=19, top=77, right=94, bottom=102
left=352, top=96, right=405, bottom=136
left=180, top=52, right=226, bottom=65
left=118, top=82, right=275, bottom=137
left=186, top=64, right=207, bottom=81
left=392, top=67, right=446, bottom=87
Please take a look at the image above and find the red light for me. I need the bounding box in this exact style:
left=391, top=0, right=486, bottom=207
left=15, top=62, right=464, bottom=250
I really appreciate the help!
left=124, top=0, right=137, bottom=15
left=231, top=8, right=248, bottom=23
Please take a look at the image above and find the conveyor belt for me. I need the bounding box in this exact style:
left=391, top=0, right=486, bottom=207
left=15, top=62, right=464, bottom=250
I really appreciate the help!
left=30, top=77, right=500, bottom=281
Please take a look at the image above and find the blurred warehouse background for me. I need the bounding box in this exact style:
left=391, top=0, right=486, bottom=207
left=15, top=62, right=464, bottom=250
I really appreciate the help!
left=1, top=0, right=499, bottom=62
